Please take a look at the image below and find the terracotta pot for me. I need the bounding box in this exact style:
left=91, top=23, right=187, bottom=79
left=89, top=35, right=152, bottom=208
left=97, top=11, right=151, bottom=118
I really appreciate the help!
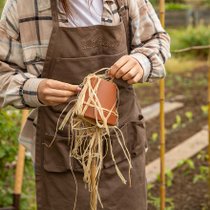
left=82, top=76, right=118, bottom=126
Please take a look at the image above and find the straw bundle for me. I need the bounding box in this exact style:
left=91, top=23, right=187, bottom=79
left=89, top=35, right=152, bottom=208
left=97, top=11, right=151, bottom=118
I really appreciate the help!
left=49, top=69, right=132, bottom=210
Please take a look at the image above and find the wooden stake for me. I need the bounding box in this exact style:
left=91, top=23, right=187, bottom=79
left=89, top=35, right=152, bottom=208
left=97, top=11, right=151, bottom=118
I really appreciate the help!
left=159, top=0, right=166, bottom=210
left=13, top=110, right=29, bottom=210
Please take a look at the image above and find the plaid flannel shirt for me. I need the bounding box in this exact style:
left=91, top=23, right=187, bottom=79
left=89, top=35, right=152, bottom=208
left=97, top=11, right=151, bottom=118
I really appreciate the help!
left=0, top=0, right=170, bottom=160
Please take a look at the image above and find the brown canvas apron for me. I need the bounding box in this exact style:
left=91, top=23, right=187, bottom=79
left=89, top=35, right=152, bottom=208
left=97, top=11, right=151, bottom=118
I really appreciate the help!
left=35, top=0, right=147, bottom=209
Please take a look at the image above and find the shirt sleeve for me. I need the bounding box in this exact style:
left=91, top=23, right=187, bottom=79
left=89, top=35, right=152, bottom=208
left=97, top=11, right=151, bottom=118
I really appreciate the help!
left=0, top=0, right=44, bottom=109
left=128, top=0, right=171, bottom=82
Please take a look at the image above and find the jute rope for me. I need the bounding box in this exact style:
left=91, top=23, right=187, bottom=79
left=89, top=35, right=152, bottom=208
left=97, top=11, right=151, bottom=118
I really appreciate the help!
left=46, top=68, right=132, bottom=210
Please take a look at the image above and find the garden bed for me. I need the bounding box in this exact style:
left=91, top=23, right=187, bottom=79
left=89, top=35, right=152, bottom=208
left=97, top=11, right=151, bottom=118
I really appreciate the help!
left=134, top=64, right=209, bottom=209
left=147, top=149, right=209, bottom=210
left=135, top=64, right=208, bottom=164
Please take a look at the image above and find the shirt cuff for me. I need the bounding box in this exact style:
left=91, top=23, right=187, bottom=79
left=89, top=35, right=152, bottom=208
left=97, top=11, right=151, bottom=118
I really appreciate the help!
left=22, top=78, right=45, bottom=108
left=130, top=53, right=152, bottom=83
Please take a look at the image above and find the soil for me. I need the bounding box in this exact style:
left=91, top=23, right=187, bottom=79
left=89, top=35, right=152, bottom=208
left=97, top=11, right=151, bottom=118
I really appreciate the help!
left=135, top=65, right=209, bottom=164
left=148, top=149, right=210, bottom=210
left=134, top=65, right=210, bottom=209
left=145, top=105, right=207, bottom=164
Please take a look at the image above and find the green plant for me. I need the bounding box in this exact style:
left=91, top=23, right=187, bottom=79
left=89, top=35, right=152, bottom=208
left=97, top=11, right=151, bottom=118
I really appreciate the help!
left=151, top=132, right=159, bottom=143
left=0, top=108, right=36, bottom=210
left=0, top=0, right=5, bottom=14
left=166, top=0, right=185, bottom=2
left=0, top=108, right=21, bottom=206
left=165, top=170, right=174, bottom=187
left=201, top=202, right=210, bottom=210
left=157, top=169, right=174, bottom=188
left=148, top=195, right=174, bottom=210
left=177, top=159, right=195, bottom=175
left=193, top=166, right=208, bottom=184
left=147, top=177, right=174, bottom=210
left=147, top=182, right=174, bottom=210
left=177, top=159, right=195, bottom=169
left=174, top=25, right=210, bottom=59
left=185, top=111, right=193, bottom=122
left=147, top=183, right=154, bottom=191
left=150, top=0, right=157, bottom=6
left=204, top=0, right=210, bottom=6
left=165, top=3, right=191, bottom=11
left=201, top=105, right=208, bottom=115
left=197, top=150, right=208, bottom=161
left=172, top=115, right=182, bottom=129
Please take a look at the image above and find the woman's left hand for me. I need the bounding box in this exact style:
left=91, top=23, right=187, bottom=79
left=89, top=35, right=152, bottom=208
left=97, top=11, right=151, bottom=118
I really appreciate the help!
left=108, top=55, right=144, bottom=84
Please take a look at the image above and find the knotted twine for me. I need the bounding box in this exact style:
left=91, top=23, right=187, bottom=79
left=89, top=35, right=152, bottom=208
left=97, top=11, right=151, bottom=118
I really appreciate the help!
left=47, top=69, right=132, bottom=210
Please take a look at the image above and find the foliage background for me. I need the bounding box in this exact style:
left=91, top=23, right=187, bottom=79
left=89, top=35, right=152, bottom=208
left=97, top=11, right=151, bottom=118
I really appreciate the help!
left=0, top=108, right=36, bottom=210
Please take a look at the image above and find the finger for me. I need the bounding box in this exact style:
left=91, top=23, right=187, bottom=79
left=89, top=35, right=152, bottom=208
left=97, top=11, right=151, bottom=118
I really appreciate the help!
left=44, top=88, right=77, bottom=97
left=45, top=96, right=70, bottom=104
left=122, top=66, right=139, bottom=81
left=115, top=61, right=137, bottom=79
left=127, top=73, right=142, bottom=85
left=109, top=56, right=130, bottom=76
left=46, top=101, right=60, bottom=106
left=46, top=80, right=81, bottom=92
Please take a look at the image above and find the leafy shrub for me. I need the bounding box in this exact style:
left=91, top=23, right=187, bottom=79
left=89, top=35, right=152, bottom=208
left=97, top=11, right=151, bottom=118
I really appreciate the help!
left=165, top=3, right=191, bottom=11
left=205, top=0, right=210, bottom=6
left=166, top=0, right=185, bottom=3
left=0, top=108, right=21, bottom=206
left=169, top=25, right=210, bottom=59
left=150, top=0, right=157, bottom=5
left=179, top=25, right=210, bottom=58
left=0, top=108, right=36, bottom=210
left=0, top=0, right=4, bottom=13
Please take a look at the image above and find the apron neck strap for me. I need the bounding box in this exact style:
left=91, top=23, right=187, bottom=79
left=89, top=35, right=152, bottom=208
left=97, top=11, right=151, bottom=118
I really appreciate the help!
left=50, top=0, right=59, bottom=28
left=115, top=0, right=131, bottom=52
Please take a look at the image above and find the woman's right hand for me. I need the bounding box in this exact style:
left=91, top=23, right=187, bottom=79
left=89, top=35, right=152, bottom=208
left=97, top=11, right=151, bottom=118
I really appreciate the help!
left=37, top=79, right=81, bottom=106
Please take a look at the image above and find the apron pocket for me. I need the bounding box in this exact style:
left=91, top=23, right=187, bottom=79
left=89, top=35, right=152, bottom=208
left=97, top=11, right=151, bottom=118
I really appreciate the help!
left=42, top=115, right=147, bottom=172
left=43, top=135, right=83, bottom=173
left=46, top=51, right=127, bottom=83
left=103, top=114, right=147, bottom=169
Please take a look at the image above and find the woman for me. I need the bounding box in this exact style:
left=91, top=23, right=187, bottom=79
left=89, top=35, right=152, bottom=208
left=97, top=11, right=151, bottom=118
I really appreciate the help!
left=0, top=0, right=170, bottom=209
